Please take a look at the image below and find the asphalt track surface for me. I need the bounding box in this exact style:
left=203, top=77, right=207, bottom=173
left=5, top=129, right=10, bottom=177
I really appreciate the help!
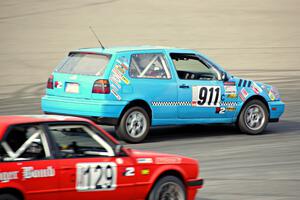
left=0, top=0, right=300, bottom=199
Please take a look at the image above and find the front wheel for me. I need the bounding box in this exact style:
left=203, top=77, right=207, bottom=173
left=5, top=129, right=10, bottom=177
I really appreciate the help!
left=0, top=194, right=19, bottom=200
left=115, top=106, right=150, bottom=143
left=148, top=176, right=186, bottom=200
left=238, top=99, right=269, bottom=135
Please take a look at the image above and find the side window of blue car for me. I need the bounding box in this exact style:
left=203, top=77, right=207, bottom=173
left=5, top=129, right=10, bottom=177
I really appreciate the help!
left=170, top=53, right=221, bottom=81
left=129, top=53, right=171, bottom=79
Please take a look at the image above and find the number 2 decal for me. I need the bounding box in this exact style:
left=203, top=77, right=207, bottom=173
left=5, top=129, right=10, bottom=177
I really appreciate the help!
left=76, top=162, right=117, bottom=191
left=192, top=86, right=221, bottom=107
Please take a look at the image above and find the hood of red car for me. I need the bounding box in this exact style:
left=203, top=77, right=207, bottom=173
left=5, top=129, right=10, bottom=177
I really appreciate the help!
left=126, top=148, right=198, bottom=165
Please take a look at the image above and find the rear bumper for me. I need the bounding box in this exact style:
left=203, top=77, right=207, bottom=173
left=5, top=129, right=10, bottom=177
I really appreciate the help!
left=268, top=100, right=285, bottom=121
left=41, top=95, right=127, bottom=121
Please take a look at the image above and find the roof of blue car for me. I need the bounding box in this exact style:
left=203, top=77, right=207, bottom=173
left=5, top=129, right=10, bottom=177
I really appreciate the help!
left=77, top=46, right=196, bottom=54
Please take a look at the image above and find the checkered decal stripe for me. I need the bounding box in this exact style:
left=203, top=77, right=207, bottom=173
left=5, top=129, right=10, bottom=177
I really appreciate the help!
left=220, top=102, right=238, bottom=106
left=177, top=102, right=192, bottom=106
left=152, top=101, right=238, bottom=107
left=152, top=101, right=191, bottom=106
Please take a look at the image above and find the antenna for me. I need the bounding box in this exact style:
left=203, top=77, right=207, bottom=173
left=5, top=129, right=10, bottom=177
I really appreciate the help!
left=89, top=26, right=105, bottom=49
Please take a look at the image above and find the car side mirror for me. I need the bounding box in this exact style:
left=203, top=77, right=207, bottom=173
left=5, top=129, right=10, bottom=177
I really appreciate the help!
left=221, top=71, right=228, bottom=81
left=114, top=144, right=124, bottom=156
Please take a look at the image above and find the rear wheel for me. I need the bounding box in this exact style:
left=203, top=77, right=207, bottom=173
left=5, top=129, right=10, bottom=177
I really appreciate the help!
left=148, top=176, right=186, bottom=200
left=0, top=194, right=19, bottom=200
left=238, top=99, right=269, bottom=135
left=115, top=106, right=150, bottom=143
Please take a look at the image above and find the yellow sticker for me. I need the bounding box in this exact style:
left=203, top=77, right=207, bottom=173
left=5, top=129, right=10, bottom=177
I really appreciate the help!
left=141, top=169, right=150, bottom=175
left=227, top=94, right=237, bottom=98
left=226, top=107, right=236, bottom=111
left=269, top=91, right=276, bottom=101
left=121, top=76, right=130, bottom=85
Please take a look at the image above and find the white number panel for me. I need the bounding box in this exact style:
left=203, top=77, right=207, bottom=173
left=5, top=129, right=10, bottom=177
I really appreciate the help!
left=192, top=86, right=221, bottom=107
left=76, top=162, right=117, bottom=191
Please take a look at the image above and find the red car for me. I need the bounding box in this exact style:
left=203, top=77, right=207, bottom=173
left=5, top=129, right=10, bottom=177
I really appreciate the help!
left=0, top=115, right=203, bottom=200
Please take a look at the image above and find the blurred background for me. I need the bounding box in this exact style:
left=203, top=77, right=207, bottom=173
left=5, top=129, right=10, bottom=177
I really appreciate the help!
left=0, top=0, right=299, bottom=120
left=0, top=0, right=300, bottom=199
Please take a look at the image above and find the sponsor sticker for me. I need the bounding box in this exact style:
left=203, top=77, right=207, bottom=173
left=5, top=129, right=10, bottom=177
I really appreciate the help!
left=22, top=166, right=55, bottom=179
left=115, top=65, right=125, bottom=74
left=121, top=63, right=129, bottom=70
left=0, top=166, right=56, bottom=183
left=109, top=77, right=121, bottom=89
left=111, top=89, right=121, bottom=101
left=192, top=101, right=197, bottom=107
left=270, top=87, right=279, bottom=100
left=116, top=58, right=129, bottom=70
left=226, top=107, right=236, bottom=111
left=141, top=169, right=150, bottom=175
left=215, top=107, right=226, bottom=114
left=112, top=68, right=130, bottom=85
left=123, top=167, right=135, bottom=177
left=112, top=68, right=123, bottom=79
left=224, top=82, right=237, bottom=95
left=137, top=158, right=153, bottom=164
left=111, top=84, right=119, bottom=93
left=227, top=94, right=237, bottom=99
left=55, top=81, right=63, bottom=88
left=268, top=90, right=276, bottom=101
left=224, top=82, right=236, bottom=86
left=121, top=76, right=130, bottom=85
left=251, top=82, right=263, bottom=94
left=111, top=74, right=121, bottom=83
left=0, top=171, right=19, bottom=183
left=239, top=88, right=248, bottom=102
left=155, top=157, right=182, bottom=164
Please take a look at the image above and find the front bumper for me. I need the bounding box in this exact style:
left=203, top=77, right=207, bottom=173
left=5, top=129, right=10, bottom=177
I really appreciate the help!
left=268, top=100, right=285, bottom=121
left=187, top=178, right=204, bottom=188
left=186, top=178, right=204, bottom=200
left=41, top=95, right=127, bottom=120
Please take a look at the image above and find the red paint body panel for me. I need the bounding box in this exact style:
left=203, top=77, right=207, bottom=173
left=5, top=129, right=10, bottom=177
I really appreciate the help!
left=0, top=115, right=203, bottom=200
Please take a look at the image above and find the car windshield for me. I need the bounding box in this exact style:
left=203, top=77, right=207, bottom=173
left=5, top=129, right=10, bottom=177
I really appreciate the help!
left=55, top=52, right=111, bottom=76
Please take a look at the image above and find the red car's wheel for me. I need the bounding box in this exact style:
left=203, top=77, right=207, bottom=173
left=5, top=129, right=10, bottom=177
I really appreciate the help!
left=0, top=194, right=19, bottom=200
left=148, top=176, right=186, bottom=200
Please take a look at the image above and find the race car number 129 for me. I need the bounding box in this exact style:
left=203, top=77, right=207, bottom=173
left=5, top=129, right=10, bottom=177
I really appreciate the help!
left=192, top=86, right=221, bottom=107
left=76, top=162, right=117, bottom=191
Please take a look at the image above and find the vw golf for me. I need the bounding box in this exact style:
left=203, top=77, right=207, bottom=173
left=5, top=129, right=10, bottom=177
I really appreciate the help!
left=41, top=46, right=285, bottom=143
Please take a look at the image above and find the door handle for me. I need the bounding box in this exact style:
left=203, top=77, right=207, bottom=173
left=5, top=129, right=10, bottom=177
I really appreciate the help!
left=179, top=84, right=189, bottom=89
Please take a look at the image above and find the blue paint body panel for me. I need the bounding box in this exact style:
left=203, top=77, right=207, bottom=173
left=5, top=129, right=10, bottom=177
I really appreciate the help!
left=42, top=95, right=128, bottom=118
left=41, top=46, right=285, bottom=126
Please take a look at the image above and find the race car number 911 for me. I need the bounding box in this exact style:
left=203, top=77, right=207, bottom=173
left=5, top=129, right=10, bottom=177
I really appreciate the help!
left=192, top=86, right=221, bottom=107
left=76, top=162, right=117, bottom=191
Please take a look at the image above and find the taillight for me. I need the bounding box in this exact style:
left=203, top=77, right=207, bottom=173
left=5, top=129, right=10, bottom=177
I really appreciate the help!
left=47, top=75, right=54, bottom=89
left=92, top=79, right=110, bottom=94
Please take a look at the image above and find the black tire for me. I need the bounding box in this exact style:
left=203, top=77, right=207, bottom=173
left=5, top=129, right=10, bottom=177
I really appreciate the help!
left=0, top=194, right=19, bottom=200
left=148, top=176, right=186, bottom=200
left=238, top=99, right=269, bottom=135
left=115, top=106, right=150, bottom=143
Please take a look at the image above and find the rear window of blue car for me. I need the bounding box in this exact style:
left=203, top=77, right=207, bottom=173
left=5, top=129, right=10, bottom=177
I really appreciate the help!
left=55, top=52, right=111, bottom=76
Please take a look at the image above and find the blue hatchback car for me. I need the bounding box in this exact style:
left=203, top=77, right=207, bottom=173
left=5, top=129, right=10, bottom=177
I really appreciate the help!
left=42, top=46, right=285, bottom=143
